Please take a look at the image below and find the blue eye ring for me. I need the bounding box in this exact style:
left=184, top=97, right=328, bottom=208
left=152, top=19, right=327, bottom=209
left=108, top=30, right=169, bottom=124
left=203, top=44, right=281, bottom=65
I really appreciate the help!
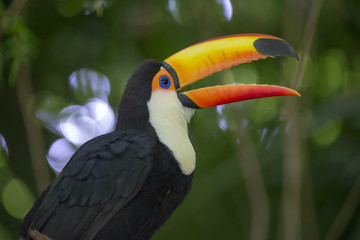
left=159, top=75, right=171, bottom=89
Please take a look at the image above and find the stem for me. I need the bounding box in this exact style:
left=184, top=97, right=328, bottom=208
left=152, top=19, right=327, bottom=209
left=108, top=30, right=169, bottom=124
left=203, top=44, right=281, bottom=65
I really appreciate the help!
left=323, top=178, right=360, bottom=240
left=232, top=110, right=270, bottom=240
left=16, top=63, right=51, bottom=192
left=291, top=0, right=324, bottom=90
left=281, top=100, right=303, bottom=240
left=280, top=0, right=324, bottom=239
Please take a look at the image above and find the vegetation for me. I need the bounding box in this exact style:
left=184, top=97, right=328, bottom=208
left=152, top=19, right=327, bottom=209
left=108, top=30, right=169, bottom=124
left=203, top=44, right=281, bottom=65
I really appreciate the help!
left=1, top=0, right=360, bottom=239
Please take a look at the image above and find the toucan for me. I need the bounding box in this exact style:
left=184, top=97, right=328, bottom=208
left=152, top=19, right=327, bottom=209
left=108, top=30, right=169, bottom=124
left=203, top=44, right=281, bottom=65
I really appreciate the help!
left=20, top=34, right=300, bottom=240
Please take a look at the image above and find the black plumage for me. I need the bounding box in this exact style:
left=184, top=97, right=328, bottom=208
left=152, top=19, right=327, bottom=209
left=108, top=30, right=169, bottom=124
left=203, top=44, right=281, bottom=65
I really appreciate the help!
left=20, top=60, right=193, bottom=240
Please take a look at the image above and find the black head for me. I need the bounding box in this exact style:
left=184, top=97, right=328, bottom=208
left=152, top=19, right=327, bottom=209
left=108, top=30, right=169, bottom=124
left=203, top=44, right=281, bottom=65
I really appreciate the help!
left=116, top=60, right=162, bottom=130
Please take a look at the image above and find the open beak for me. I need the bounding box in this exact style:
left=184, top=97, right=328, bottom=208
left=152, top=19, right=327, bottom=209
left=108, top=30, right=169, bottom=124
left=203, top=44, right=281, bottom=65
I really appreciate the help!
left=162, top=34, right=300, bottom=109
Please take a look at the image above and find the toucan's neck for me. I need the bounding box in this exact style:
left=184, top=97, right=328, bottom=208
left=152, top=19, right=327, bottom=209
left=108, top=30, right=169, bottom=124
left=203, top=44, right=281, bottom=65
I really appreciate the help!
left=115, top=92, right=151, bottom=131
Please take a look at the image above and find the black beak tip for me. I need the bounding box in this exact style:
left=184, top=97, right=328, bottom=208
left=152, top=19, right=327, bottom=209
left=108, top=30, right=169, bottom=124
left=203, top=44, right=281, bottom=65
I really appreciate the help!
left=254, top=38, right=299, bottom=60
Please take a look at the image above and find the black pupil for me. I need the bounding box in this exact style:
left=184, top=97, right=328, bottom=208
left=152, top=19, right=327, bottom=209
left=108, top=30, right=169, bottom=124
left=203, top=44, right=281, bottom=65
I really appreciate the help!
left=161, top=77, right=169, bottom=85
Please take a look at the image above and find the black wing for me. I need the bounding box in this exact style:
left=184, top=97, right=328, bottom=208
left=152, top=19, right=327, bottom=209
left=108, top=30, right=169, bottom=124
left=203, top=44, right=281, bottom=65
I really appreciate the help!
left=21, top=130, right=155, bottom=240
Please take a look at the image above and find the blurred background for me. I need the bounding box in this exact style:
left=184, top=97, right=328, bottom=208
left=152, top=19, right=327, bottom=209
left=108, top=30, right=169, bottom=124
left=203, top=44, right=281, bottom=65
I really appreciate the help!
left=1, top=0, right=360, bottom=239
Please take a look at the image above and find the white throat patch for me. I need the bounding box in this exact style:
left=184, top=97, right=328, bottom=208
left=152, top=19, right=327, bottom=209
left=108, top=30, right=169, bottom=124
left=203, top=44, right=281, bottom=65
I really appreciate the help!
left=147, top=90, right=196, bottom=175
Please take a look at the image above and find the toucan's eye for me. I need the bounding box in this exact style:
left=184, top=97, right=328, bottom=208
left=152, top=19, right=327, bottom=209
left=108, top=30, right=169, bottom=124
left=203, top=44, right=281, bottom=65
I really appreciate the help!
left=159, top=75, right=171, bottom=89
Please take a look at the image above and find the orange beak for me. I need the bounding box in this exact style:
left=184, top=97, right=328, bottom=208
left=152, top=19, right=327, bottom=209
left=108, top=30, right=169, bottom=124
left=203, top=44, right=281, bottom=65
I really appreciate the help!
left=162, top=34, right=300, bottom=108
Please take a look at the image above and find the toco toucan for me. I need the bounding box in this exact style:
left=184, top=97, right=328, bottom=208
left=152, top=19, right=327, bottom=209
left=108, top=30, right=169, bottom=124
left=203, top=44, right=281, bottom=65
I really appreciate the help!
left=20, top=34, right=300, bottom=240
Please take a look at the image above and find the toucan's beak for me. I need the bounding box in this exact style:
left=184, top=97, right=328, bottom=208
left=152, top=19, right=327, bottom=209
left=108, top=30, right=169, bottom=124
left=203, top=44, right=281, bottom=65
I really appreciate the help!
left=162, top=34, right=300, bottom=109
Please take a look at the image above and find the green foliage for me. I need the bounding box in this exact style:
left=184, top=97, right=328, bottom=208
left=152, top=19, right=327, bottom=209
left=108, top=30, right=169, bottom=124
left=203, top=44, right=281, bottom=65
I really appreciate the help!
left=1, top=12, right=38, bottom=85
left=1, top=0, right=360, bottom=239
left=2, top=178, right=34, bottom=219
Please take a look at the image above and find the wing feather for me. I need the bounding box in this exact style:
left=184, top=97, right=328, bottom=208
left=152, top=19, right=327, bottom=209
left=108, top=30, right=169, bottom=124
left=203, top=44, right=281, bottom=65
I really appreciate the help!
left=22, top=131, right=155, bottom=239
